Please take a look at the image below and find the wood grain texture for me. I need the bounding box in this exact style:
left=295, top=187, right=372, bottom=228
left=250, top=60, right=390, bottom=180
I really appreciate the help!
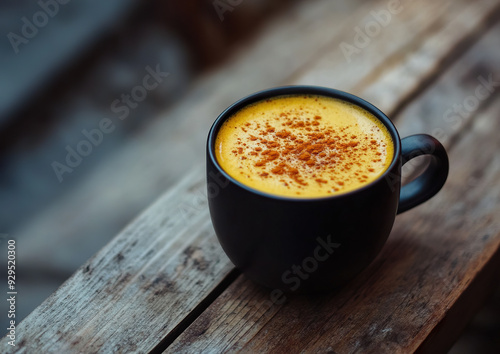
left=1, top=170, right=236, bottom=353
left=167, top=18, right=500, bottom=354
left=3, top=0, right=500, bottom=352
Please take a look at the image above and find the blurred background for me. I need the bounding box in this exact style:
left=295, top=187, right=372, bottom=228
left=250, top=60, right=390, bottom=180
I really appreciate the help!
left=0, top=0, right=498, bottom=351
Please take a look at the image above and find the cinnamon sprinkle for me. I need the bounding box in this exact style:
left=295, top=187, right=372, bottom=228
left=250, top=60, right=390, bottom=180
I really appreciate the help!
left=231, top=112, right=386, bottom=189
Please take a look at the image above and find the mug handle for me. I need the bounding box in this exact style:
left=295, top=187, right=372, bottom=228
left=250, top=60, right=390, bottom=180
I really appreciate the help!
left=397, top=134, right=449, bottom=214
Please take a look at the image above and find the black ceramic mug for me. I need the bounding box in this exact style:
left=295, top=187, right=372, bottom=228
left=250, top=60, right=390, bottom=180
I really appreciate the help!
left=207, top=86, right=448, bottom=292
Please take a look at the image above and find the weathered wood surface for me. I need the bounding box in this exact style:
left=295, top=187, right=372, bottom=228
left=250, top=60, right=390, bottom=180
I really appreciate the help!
left=5, top=170, right=236, bottom=353
left=2, top=0, right=500, bottom=352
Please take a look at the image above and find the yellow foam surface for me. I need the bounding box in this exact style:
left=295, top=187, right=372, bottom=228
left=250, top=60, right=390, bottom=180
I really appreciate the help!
left=215, top=95, right=393, bottom=198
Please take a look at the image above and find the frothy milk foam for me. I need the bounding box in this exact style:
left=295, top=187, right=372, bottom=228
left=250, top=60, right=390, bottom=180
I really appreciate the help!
left=215, top=95, right=393, bottom=198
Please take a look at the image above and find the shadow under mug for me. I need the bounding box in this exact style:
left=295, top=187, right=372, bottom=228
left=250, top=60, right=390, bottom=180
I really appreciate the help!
left=206, top=86, right=449, bottom=293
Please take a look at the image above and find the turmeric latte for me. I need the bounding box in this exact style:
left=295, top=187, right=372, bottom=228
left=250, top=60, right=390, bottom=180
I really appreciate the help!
left=215, top=95, right=393, bottom=198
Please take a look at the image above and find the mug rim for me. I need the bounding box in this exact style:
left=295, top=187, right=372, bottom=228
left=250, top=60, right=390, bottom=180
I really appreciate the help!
left=207, top=85, right=401, bottom=201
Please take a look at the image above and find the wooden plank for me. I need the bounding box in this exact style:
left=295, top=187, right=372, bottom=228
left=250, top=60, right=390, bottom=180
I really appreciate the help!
left=167, top=21, right=500, bottom=353
left=1, top=169, right=237, bottom=353
left=3, top=0, right=500, bottom=352
left=288, top=0, right=451, bottom=88
left=293, top=0, right=500, bottom=116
